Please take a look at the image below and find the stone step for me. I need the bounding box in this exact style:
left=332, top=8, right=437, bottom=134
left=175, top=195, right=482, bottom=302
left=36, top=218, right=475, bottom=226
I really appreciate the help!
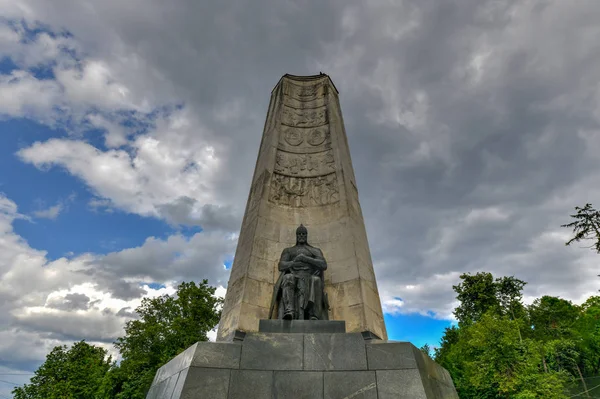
left=146, top=331, right=458, bottom=399
left=258, top=319, right=346, bottom=334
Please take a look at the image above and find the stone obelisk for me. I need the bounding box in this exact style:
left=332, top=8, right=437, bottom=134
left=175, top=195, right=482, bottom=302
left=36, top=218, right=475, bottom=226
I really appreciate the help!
left=146, top=74, right=459, bottom=399
left=217, top=74, right=387, bottom=341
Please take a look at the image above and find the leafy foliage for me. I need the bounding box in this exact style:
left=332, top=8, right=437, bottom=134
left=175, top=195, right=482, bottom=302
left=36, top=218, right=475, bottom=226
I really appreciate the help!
left=106, top=280, right=222, bottom=399
left=562, top=203, right=600, bottom=253
left=436, top=272, right=600, bottom=399
left=12, top=341, right=111, bottom=399
left=419, top=343, right=432, bottom=358
left=13, top=280, right=222, bottom=399
left=453, top=272, right=526, bottom=326
left=14, top=270, right=600, bottom=398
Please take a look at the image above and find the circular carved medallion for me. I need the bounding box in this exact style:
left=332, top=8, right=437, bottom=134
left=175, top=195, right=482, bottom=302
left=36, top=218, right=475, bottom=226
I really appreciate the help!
left=307, top=128, right=327, bottom=146
left=284, top=128, right=304, bottom=146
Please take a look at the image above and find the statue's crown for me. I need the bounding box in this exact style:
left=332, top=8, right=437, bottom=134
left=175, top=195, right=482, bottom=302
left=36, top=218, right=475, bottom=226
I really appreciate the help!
left=296, top=224, right=307, bottom=234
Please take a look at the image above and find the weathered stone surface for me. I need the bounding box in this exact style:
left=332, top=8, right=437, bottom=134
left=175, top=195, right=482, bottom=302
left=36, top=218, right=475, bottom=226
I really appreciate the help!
left=330, top=303, right=364, bottom=333
left=273, top=371, right=323, bottom=399
left=247, top=255, right=276, bottom=284
left=324, top=371, right=377, bottom=399
left=191, top=342, right=241, bottom=369
left=239, top=333, right=303, bottom=370
left=171, top=367, right=230, bottom=399
left=361, top=331, right=382, bottom=341
left=145, top=379, right=162, bottom=399
left=153, top=372, right=179, bottom=399
left=242, top=277, right=273, bottom=309
left=237, top=302, right=270, bottom=333
left=412, top=345, right=459, bottom=398
left=304, top=332, right=367, bottom=370
left=147, top=334, right=459, bottom=399
left=228, top=370, right=273, bottom=399
left=367, top=341, right=418, bottom=370
left=376, top=369, right=428, bottom=399
left=259, top=319, right=345, bottom=334
left=217, top=74, right=388, bottom=341
left=152, top=343, right=197, bottom=384
left=326, top=279, right=362, bottom=307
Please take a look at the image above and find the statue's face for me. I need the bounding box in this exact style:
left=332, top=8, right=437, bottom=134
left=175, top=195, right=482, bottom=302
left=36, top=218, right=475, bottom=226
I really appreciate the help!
left=296, top=231, right=307, bottom=244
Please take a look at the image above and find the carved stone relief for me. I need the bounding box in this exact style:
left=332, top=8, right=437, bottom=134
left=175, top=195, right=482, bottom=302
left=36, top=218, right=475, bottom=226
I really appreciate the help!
left=281, top=106, right=327, bottom=128
left=247, top=170, right=268, bottom=212
left=268, top=172, right=339, bottom=207
left=283, top=95, right=326, bottom=110
left=280, top=125, right=330, bottom=150
left=274, top=150, right=335, bottom=177
left=283, top=82, right=325, bottom=101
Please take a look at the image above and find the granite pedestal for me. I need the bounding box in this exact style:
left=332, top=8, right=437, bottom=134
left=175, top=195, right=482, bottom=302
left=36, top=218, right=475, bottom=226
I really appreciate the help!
left=146, top=320, right=458, bottom=399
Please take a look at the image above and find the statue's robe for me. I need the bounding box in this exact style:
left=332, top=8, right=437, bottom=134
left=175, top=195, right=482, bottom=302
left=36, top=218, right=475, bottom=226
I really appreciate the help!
left=268, top=244, right=329, bottom=320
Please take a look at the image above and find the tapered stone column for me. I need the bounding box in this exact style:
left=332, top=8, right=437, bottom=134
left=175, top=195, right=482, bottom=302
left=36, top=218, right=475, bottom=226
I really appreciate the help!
left=217, top=74, right=387, bottom=341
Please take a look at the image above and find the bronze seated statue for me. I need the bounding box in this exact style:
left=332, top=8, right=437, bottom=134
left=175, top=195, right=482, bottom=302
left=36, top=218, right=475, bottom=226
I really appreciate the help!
left=269, top=224, right=329, bottom=320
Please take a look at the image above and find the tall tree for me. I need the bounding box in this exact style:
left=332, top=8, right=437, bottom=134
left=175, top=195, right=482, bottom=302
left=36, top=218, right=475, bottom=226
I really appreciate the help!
left=12, top=341, right=111, bottom=399
left=529, top=296, right=579, bottom=341
left=437, top=273, right=575, bottom=398
left=562, top=203, right=600, bottom=253
left=453, top=272, right=499, bottom=326
left=574, top=296, right=600, bottom=376
left=438, top=312, right=570, bottom=399
left=105, top=280, right=222, bottom=399
left=452, top=272, right=527, bottom=326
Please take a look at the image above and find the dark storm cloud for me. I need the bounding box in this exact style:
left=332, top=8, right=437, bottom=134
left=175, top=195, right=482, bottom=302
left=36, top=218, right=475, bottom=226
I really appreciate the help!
left=158, top=196, right=240, bottom=231
left=46, top=293, right=91, bottom=311
left=5, top=0, right=600, bottom=323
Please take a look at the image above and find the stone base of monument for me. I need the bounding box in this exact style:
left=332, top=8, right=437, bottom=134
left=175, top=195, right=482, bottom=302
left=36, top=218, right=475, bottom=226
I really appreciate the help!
left=146, top=320, right=459, bottom=399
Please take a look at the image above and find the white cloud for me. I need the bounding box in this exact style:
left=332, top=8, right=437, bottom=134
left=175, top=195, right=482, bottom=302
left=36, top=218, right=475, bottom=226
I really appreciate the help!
left=33, top=204, right=62, bottom=220
left=17, top=110, right=231, bottom=227
left=0, top=70, right=63, bottom=120
left=0, top=193, right=234, bottom=372
left=54, top=60, right=148, bottom=113
left=2, top=0, right=600, bottom=378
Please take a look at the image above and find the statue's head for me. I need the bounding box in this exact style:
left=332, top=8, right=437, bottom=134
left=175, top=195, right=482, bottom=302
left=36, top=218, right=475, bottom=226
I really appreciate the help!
left=296, top=224, right=308, bottom=245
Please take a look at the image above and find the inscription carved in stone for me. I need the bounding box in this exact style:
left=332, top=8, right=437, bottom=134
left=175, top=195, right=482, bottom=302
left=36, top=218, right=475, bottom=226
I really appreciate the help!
left=268, top=172, right=339, bottom=207
left=282, top=106, right=327, bottom=128
left=274, top=150, right=335, bottom=177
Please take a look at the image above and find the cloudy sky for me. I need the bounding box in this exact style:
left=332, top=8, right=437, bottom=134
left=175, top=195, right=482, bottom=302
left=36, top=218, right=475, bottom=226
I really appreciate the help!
left=2, top=0, right=600, bottom=394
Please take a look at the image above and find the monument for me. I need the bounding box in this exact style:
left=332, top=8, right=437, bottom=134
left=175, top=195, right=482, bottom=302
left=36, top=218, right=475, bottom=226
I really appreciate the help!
left=269, top=224, right=329, bottom=321
left=217, top=72, right=386, bottom=342
left=145, top=74, right=459, bottom=398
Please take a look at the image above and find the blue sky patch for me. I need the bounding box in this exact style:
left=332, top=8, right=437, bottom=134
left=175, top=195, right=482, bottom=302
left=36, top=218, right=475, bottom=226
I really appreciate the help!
left=385, top=313, right=454, bottom=350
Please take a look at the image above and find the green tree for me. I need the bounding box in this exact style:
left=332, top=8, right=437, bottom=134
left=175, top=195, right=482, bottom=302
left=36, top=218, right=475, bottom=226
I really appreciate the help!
left=452, top=272, right=526, bottom=327
left=574, top=296, right=600, bottom=376
left=529, top=296, right=579, bottom=341
left=104, top=280, right=222, bottom=399
left=12, top=341, right=111, bottom=399
left=437, top=273, right=576, bottom=398
left=419, top=343, right=432, bottom=358
left=439, top=312, right=570, bottom=399
left=562, top=203, right=600, bottom=253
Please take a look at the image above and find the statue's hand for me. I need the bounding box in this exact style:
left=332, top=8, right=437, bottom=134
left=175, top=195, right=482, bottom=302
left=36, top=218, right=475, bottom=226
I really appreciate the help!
left=294, top=254, right=308, bottom=262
